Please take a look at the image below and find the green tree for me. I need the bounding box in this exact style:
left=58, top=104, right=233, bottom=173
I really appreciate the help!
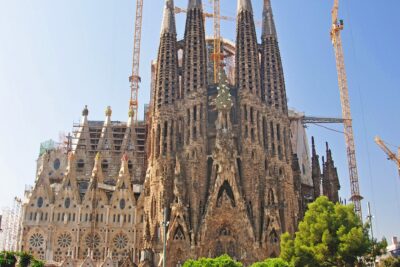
left=380, top=257, right=400, bottom=267
left=280, top=196, right=371, bottom=267
left=250, top=258, right=289, bottom=267
left=183, top=254, right=242, bottom=267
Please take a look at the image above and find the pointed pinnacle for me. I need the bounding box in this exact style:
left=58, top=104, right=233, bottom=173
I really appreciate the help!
left=312, top=136, right=317, bottom=156
left=237, top=0, right=253, bottom=14
left=188, top=0, right=202, bottom=9
left=161, top=0, right=176, bottom=35
left=262, top=0, right=277, bottom=37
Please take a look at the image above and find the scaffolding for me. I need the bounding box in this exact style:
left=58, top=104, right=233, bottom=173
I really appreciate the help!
left=0, top=197, right=22, bottom=251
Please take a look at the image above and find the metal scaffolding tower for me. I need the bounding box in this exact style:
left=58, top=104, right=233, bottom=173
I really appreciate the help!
left=0, top=197, right=22, bottom=251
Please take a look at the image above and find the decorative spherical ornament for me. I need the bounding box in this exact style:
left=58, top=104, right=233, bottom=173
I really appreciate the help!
left=105, top=106, right=112, bottom=117
left=57, top=233, right=72, bottom=248
left=29, top=233, right=44, bottom=248
left=113, top=233, right=128, bottom=249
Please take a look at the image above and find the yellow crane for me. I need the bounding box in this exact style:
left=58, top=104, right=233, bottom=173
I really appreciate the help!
left=174, top=6, right=262, bottom=27
left=374, top=136, right=400, bottom=177
left=330, top=0, right=363, bottom=218
left=129, top=0, right=144, bottom=123
left=211, top=0, right=222, bottom=83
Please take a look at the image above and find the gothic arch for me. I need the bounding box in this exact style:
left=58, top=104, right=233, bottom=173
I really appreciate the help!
left=269, top=228, right=279, bottom=244
left=173, top=225, right=185, bottom=241
left=216, top=181, right=235, bottom=207
left=268, top=188, right=275, bottom=205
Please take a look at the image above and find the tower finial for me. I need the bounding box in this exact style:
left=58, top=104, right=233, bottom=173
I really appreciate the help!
left=237, top=0, right=253, bottom=14
left=161, top=0, right=176, bottom=35
left=82, top=105, right=89, bottom=116
left=188, top=0, right=202, bottom=9
left=262, top=0, right=277, bottom=37
left=105, top=106, right=112, bottom=117
left=312, top=136, right=317, bottom=156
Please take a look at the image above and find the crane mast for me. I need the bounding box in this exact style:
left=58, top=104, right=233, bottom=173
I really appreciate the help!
left=211, top=0, right=222, bottom=83
left=129, top=0, right=144, bottom=123
left=374, top=136, right=400, bottom=177
left=330, top=0, right=363, bottom=218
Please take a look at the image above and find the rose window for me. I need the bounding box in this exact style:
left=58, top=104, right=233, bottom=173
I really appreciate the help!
left=113, top=233, right=128, bottom=249
left=29, top=233, right=44, bottom=248
left=57, top=233, right=72, bottom=248
left=85, top=233, right=100, bottom=248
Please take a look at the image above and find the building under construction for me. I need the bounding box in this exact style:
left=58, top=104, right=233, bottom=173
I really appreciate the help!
left=19, top=0, right=343, bottom=266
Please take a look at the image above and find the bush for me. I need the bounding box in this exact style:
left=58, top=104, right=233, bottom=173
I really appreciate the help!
left=380, top=257, right=400, bottom=267
left=183, top=254, right=243, bottom=267
left=31, top=259, right=45, bottom=267
left=0, top=251, right=17, bottom=267
left=17, top=252, right=32, bottom=267
left=250, top=258, right=289, bottom=267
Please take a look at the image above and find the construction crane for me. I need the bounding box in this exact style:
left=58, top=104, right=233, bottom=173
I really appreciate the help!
left=174, top=6, right=233, bottom=22
left=374, top=136, right=400, bottom=177
left=330, top=0, right=363, bottom=218
left=173, top=6, right=262, bottom=30
left=211, top=0, right=222, bottom=83
left=129, top=0, right=144, bottom=124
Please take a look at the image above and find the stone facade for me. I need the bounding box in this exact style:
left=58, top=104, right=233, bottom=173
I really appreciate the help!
left=139, top=0, right=338, bottom=266
left=19, top=0, right=341, bottom=266
left=19, top=107, right=146, bottom=266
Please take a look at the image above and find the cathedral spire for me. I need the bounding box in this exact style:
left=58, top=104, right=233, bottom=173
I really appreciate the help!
left=262, top=0, right=277, bottom=37
left=236, top=0, right=261, bottom=96
left=161, top=0, right=176, bottom=35
left=312, top=136, right=317, bottom=156
left=122, top=107, right=137, bottom=151
left=153, top=0, right=178, bottom=111
left=182, top=0, right=207, bottom=96
left=261, top=0, right=288, bottom=113
left=311, top=136, right=322, bottom=198
left=74, top=105, right=90, bottom=151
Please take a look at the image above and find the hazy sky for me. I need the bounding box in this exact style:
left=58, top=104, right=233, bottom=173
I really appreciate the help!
left=0, top=0, right=399, bottom=240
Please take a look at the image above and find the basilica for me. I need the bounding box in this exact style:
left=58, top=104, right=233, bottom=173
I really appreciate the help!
left=19, top=0, right=340, bottom=266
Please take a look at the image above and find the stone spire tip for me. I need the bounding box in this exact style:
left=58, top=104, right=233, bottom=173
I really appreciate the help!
left=161, top=0, right=176, bottom=35
left=188, top=0, right=202, bottom=9
left=237, top=0, right=253, bottom=14
left=262, top=0, right=277, bottom=37
left=82, top=105, right=89, bottom=116
left=312, top=136, right=317, bottom=156
left=105, top=106, right=112, bottom=117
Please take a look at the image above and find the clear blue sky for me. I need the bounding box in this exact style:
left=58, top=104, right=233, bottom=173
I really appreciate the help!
left=0, top=0, right=399, bottom=240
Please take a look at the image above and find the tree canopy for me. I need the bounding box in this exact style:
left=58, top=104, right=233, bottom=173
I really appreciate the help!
left=280, top=196, right=371, bottom=267
left=380, top=257, right=400, bottom=267
left=250, top=258, right=289, bottom=267
left=183, top=254, right=243, bottom=267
